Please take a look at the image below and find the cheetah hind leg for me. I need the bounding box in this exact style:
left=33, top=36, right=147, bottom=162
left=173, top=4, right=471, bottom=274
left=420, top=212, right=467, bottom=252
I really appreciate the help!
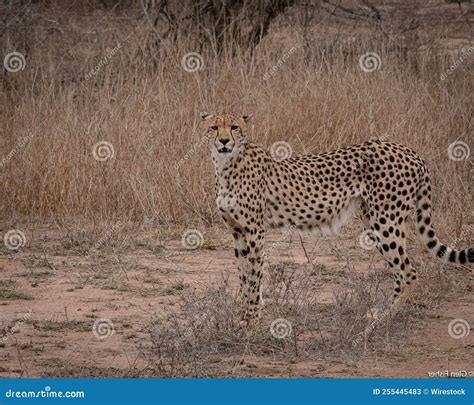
left=360, top=206, right=417, bottom=321
left=359, top=203, right=387, bottom=320
left=366, top=217, right=418, bottom=321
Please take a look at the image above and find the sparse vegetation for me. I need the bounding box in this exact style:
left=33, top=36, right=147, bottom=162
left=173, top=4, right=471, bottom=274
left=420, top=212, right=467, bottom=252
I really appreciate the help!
left=144, top=257, right=465, bottom=377
left=0, top=0, right=472, bottom=378
left=0, top=281, right=34, bottom=301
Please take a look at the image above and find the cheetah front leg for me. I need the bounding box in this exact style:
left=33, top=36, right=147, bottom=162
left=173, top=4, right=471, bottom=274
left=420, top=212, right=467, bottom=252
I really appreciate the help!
left=224, top=213, right=263, bottom=324
left=240, top=228, right=265, bottom=326
left=222, top=188, right=266, bottom=326
left=232, top=231, right=248, bottom=305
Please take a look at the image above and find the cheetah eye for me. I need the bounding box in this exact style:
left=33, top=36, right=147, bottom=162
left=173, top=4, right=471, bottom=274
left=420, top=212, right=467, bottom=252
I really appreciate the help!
left=210, top=126, right=218, bottom=131
left=231, top=125, right=239, bottom=131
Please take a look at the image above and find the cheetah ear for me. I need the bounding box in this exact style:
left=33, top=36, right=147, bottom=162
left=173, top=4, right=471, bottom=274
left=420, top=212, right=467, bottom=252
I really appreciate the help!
left=242, top=114, right=253, bottom=124
left=200, top=112, right=214, bottom=121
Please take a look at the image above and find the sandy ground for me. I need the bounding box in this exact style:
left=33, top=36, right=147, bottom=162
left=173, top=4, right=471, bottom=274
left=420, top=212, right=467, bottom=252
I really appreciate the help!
left=0, top=222, right=472, bottom=378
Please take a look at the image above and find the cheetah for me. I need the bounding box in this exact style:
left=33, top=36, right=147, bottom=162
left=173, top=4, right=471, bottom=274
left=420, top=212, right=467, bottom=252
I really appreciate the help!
left=201, top=112, right=473, bottom=325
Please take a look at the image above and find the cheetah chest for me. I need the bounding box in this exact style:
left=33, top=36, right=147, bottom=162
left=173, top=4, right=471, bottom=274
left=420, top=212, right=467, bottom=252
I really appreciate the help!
left=216, top=189, right=236, bottom=212
left=215, top=176, right=238, bottom=212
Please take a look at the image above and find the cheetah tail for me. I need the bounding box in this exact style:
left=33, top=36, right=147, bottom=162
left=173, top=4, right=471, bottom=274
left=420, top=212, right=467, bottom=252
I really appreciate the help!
left=415, top=169, right=473, bottom=264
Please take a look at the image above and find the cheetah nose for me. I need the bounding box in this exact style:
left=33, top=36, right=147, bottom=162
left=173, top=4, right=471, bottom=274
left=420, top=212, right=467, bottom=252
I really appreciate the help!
left=220, top=138, right=230, bottom=146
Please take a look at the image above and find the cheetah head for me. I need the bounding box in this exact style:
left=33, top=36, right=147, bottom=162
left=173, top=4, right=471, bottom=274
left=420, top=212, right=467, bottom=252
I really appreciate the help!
left=200, top=112, right=252, bottom=156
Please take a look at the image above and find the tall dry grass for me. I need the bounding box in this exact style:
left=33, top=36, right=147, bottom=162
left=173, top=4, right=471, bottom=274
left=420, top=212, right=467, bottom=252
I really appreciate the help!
left=1, top=6, right=473, bottom=243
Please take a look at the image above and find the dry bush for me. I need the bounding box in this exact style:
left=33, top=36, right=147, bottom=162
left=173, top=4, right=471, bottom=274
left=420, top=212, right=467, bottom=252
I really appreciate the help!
left=143, top=257, right=460, bottom=376
left=144, top=269, right=319, bottom=376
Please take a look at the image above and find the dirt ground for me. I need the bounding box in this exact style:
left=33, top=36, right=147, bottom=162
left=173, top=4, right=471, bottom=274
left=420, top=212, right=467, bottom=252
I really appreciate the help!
left=0, top=221, right=472, bottom=378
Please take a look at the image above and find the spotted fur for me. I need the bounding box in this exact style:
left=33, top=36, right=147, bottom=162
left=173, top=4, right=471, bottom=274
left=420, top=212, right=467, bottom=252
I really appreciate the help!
left=201, top=112, right=473, bottom=324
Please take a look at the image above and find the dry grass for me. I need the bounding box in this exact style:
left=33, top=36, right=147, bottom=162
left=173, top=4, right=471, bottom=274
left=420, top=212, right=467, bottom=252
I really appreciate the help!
left=0, top=280, right=34, bottom=301
left=142, top=255, right=468, bottom=377
left=1, top=2, right=472, bottom=243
